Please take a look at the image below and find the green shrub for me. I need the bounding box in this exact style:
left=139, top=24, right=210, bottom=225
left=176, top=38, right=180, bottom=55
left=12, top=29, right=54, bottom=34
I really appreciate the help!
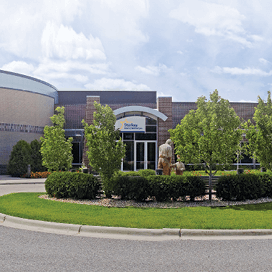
left=185, top=176, right=206, bottom=201
left=255, top=173, right=272, bottom=197
left=216, top=174, right=266, bottom=201
left=7, top=140, right=32, bottom=177
left=147, top=176, right=173, bottom=202
left=45, top=172, right=101, bottom=199
left=30, top=140, right=46, bottom=172
left=112, top=176, right=150, bottom=201
left=115, top=171, right=141, bottom=177
left=115, top=169, right=155, bottom=177
left=137, top=169, right=156, bottom=177
left=147, top=175, right=205, bottom=201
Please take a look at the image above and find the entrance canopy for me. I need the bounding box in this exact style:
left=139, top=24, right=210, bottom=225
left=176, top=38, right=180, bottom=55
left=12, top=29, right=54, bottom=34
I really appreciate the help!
left=114, top=106, right=168, bottom=121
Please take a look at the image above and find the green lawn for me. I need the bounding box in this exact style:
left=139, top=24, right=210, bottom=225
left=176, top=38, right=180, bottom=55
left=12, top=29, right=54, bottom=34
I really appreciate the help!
left=0, top=193, right=272, bottom=229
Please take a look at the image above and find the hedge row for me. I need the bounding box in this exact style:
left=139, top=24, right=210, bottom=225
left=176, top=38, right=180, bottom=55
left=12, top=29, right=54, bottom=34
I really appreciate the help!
left=112, top=175, right=206, bottom=202
left=216, top=173, right=272, bottom=201
left=45, top=172, right=101, bottom=199
left=45, top=171, right=206, bottom=202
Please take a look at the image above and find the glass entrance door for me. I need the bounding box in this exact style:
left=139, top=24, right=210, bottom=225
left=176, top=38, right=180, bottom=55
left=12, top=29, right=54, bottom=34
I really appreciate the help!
left=135, top=141, right=156, bottom=171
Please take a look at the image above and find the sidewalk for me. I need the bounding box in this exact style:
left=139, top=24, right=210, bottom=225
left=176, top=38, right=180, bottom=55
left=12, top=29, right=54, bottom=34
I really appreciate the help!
left=1, top=175, right=272, bottom=240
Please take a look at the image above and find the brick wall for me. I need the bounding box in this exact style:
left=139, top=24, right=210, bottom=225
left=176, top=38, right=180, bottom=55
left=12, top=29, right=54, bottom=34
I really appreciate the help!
left=157, top=97, right=172, bottom=147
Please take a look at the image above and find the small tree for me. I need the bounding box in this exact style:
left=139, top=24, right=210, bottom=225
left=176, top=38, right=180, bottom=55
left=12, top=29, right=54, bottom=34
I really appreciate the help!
left=170, top=90, right=242, bottom=200
left=244, top=91, right=272, bottom=170
left=83, top=102, right=126, bottom=197
left=7, top=140, right=32, bottom=177
left=40, top=107, right=73, bottom=172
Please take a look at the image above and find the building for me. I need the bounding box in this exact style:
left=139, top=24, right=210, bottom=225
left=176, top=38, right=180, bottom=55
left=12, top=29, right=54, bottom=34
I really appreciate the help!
left=0, top=70, right=258, bottom=174
left=0, top=70, right=57, bottom=174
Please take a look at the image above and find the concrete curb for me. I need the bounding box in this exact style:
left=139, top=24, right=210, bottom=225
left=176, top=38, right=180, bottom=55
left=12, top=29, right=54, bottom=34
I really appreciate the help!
left=1, top=213, right=272, bottom=239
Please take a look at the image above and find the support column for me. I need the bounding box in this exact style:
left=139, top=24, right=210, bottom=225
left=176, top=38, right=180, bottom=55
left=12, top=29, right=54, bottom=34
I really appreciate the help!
left=157, top=97, right=172, bottom=147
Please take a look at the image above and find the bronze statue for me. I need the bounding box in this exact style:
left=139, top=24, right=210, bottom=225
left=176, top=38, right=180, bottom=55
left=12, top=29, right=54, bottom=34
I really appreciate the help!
left=171, top=155, right=185, bottom=175
left=158, top=139, right=173, bottom=175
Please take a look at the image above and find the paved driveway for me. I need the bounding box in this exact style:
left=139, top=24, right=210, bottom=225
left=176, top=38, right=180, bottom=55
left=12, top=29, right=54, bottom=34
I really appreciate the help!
left=0, top=175, right=45, bottom=196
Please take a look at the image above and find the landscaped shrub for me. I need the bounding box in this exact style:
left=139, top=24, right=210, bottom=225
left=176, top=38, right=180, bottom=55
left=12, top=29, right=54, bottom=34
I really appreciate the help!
left=216, top=174, right=266, bottom=201
left=146, top=176, right=173, bottom=202
left=30, top=139, right=46, bottom=172
left=115, top=169, right=156, bottom=177
left=45, top=172, right=101, bottom=199
left=258, top=173, right=272, bottom=197
left=185, top=176, right=206, bottom=201
left=112, top=176, right=150, bottom=201
left=7, top=140, right=32, bottom=177
left=147, top=175, right=205, bottom=201
left=137, top=169, right=156, bottom=177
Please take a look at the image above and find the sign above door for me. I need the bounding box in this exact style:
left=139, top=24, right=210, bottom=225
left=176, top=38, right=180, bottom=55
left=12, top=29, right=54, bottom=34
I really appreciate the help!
left=115, top=116, right=146, bottom=133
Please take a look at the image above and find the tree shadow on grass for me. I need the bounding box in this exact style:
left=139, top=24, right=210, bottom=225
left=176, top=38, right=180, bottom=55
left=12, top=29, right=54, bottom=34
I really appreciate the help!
left=210, top=202, right=272, bottom=211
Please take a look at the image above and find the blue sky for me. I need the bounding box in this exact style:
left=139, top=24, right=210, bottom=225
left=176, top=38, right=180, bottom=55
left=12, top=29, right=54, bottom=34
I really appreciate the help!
left=1, top=0, right=272, bottom=102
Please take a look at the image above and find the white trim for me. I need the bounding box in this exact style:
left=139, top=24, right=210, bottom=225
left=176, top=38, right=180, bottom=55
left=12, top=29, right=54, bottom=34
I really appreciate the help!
left=114, top=106, right=168, bottom=121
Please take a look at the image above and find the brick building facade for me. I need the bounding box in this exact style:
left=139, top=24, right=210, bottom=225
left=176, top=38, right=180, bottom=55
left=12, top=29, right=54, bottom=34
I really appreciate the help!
left=0, top=69, right=259, bottom=174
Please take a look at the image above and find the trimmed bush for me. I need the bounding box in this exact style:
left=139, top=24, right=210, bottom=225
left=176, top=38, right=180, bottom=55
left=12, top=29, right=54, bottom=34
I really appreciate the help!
left=137, top=169, right=156, bottom=177
left=45, top=172, right=101, bottom=200
left=216, top=174, right=267, bottom=201
left=115, top=169, right=156, bottom=177
left=185, top=176, right=206, bottom=201
left=147, top=175, right=205, bottom=202
left=112, top=176, right=150, bottom=201
left=258, top=173, right=272, bottom=197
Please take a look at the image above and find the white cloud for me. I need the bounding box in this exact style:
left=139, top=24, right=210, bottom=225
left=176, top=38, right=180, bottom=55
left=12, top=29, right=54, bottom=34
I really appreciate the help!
left=0, top=0, right=82, bottom=58
left=1, top=61, right=35, bottom=75
left=35, top=60, right=109, bottom=75
left=259, top=58, right=270, bottom=65
left=177, top=51, right=183, bottom=55
left=135, top=64, right=168, bottom=76
left=84, top=78, right=151, bottom=90
left=212, top=66, right=272, bottom=76
left=169, top=0, right=253, bottom=47
left=41, top=22, right=106, bottom=61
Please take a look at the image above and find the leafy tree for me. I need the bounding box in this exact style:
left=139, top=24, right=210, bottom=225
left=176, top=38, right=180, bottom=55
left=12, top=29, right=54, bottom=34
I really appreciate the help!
left=82, top=102, right=126, bottom=197
left=170, top=90, right=242, bottom=200
left=244, top=91, right=272, bottom=170
left=40, top=107, right=73, bottom=172
left=7, top=140, right=32, bottom=177
left=30, top=139, right=46, bottom=172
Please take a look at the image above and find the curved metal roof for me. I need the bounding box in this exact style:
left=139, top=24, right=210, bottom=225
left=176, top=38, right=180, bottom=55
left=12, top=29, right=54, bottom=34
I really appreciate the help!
left=0, top=69, right=58, bottom=103
left=114, top=106, right=168, bottom=121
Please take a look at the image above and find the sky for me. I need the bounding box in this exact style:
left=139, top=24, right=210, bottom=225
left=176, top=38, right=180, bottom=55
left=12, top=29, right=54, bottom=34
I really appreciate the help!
left=1, top=0, right=272, bottom=102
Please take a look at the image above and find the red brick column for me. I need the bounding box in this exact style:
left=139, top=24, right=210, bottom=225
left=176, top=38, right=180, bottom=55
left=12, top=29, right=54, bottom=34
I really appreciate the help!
left=157, top=97, right=174, bottom=164
left=83, top=96, right=100, bottom=169
left=157, top=97, right=172, bottom=147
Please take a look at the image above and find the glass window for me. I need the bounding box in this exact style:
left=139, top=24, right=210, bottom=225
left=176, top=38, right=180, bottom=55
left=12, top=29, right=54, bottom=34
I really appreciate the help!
left=135, top=133, right=156, bottom=140
left=146, top=126, right=157, bottom=133
left=123, top=133, right=134, bottom=140
left=123, top=141, right=134, bottom=171
left=146, top=118, right=157, bottom=125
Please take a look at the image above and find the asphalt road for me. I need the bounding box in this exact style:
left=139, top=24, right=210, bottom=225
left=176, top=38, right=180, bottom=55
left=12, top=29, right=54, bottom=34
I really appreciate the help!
left=0, top=225, right=272, bottom=272
left=0, top=176, right=272, bottom=271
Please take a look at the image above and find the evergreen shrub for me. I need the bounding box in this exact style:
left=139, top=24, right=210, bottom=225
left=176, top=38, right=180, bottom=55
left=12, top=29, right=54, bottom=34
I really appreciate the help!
left=147, top=175, right=205, bottom=201
left=112, top=176, right=150, bottom=201
left=30, top=139, right=46, bottom=172
left=7, top=140, right=32, bottom=177
left=215, top=173, right=270, bottom=201
left=45, top=172, right=101, bottom=199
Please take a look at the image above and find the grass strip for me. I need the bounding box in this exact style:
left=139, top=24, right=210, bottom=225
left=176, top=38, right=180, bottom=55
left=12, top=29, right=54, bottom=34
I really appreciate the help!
left=0, top=193, right=272, bottom=229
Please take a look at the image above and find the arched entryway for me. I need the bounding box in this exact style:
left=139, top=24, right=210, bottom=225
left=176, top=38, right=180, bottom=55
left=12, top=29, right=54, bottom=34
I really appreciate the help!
left=114, top=106, right=167, bottom=171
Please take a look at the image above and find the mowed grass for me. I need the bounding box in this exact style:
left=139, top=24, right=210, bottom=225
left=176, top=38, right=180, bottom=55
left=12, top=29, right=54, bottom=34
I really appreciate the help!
left=0, top=193, right=272, bottom=229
